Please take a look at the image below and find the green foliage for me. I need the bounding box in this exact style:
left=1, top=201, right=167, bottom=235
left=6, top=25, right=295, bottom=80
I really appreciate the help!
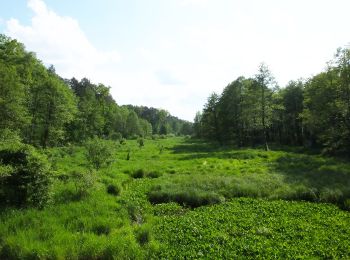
left=137, top=137, right=145, bottom=148
left=152, top=198, right=350, bottom=259
left=0, top=35, right=186, bottom=147
left=109, top=131, right=122, bottom=141
left=85, top=137, right=114, bottom=170
left=0, top=143, right=52, bottom=208
left=125, top=105, right=193, bottom=136
left=196, top=47, right=350, bottom=155
left=70, top=171, right=96, bottom=197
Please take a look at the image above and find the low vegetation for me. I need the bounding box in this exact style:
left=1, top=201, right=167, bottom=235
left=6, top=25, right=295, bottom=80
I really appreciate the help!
left=1, top=137, right=350, bottom=258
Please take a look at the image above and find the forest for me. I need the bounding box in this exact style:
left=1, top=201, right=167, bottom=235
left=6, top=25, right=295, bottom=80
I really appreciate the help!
left=0, top=34, right=192, bottom=148
left=0, top=34, right=350, bottom=259
left=194, top=50, right=350, bottom=156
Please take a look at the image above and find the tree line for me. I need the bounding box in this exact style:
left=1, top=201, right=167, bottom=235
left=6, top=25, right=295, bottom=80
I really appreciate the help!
left=194, top=47, right=350, bottom=155
left=0, top=34, right=193, bottom=148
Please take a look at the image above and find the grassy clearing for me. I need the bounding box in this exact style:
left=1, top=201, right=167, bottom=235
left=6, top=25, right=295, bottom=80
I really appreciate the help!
left=1, top=137, right=350, bottom=258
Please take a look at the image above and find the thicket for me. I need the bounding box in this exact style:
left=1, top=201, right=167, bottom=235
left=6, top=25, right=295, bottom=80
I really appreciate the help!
left=0, top=130, right=52, bottom=208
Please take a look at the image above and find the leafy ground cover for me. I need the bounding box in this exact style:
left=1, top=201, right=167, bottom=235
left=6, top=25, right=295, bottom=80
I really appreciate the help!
left=1, top=137, right=350, bottom=259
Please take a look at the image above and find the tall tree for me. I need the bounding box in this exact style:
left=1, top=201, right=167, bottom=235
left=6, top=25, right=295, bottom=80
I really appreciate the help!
left=201, top=93, right=221, bottom=143
left=29, top=71, right=77, bottom=147
left=255, top=63, right=274, bottom=151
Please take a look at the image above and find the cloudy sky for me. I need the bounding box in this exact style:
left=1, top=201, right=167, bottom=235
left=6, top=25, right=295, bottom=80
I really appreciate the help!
left=1, top=0, right=349, bottom=121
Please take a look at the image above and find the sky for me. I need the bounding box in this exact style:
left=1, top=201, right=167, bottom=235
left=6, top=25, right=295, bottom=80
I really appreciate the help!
left=0, top=0, right=349, bottom=121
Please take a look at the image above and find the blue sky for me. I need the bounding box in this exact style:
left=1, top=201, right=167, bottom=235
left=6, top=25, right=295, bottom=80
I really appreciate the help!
left=1, top=0, right=350, bottom=121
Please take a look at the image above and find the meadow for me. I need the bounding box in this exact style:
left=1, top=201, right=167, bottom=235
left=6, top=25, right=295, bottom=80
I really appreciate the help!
left=1, top=137, right=350, bottom=259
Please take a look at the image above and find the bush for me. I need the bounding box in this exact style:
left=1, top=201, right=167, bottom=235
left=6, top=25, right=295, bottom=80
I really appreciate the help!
left=70, top=171, right=96, bottom=197
left=109, top=132, right=122, bottom=141
left=85, top=137, right=114, bottom=170
left=151, top=134, right=159, bottom=140
left=107, top=184, right=121, bottom=196
left=0, top=144, right=52, bottom=208
left=137, top=137, right=144, bottom=148
left=343, top=199, right=350, bottom=211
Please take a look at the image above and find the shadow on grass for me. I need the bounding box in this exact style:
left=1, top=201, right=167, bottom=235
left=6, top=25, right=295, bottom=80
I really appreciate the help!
left=170, top=139, right=259, bottom=160
left=169, top=139, right=350, bottom=208
left=170, top=139, right=223, bottom=154
left=270, top=154, right=350, bottom=207
left=272, top=154, right=350, bottom=189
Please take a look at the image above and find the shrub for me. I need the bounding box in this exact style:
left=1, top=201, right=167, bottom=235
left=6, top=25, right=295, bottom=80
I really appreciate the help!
left=107, top=184, right=121, bottom=196
left=0, top=144, right=52, bottom=208
left=70, top=171, right=96, bottom=197
left=343, top=199, right=350, bottom=211
left=85, top=137, right=114, bottom=170
left=0, top=128, right=22, bottom=147
left=109, top=132, right=122, bottom=141
left=130, top=134, right=139, bottom=140
left=137, top=137, right=144, bottom=148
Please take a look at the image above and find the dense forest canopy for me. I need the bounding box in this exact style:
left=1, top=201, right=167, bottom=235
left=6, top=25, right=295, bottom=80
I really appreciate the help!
left=0, top=34, right=193, bottom=147
left=195, top=48, right=350, bottom=156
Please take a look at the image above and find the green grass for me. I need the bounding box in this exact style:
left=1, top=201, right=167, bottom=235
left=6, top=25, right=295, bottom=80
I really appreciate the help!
left=1, top=137, right=350, bottom=259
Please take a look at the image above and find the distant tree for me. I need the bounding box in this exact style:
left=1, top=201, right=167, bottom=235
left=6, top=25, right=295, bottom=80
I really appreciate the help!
left=85, top=137, right=114, bottom=170
left=125, top=111, right=141, bottom=137
left=255, top=63, right=275, bottom=150
left=201, top=93, right=221, bottom=143
left=193, top=112, right=203, bottom=138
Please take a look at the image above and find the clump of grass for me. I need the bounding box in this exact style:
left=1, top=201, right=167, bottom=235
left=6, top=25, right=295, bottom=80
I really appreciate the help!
left=146, top=171, right=162, bottom=178
left=127, top=204, right=143, bottom=224
left=132, top=169, right=145, bottom=179
left=107, top=184, right=121, bottom=196
left=148, top=186, right=224, bottom=208
left=131, top=169, right=162, bottom=179
left=167, top=169, right=176, bottom=174
left=134, top=225, right=151, bottom=246
left=92, top=223, right=111, bottom=236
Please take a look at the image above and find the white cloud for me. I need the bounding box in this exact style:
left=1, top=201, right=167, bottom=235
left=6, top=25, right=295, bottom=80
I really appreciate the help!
left=5, top=0, right=120, bottom=80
